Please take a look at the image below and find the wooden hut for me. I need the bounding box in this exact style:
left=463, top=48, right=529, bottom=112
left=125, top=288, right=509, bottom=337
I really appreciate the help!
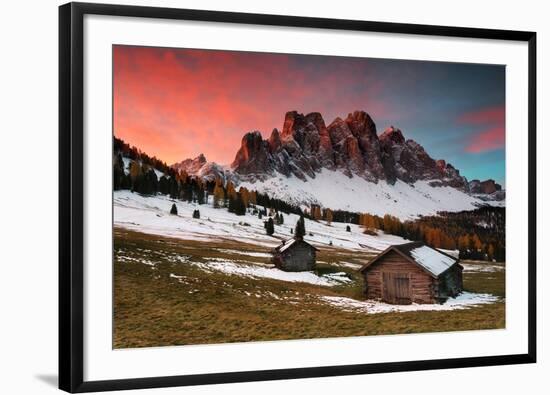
left=359, top=242, right=463, bottom=304
left=272, top=237, right=318, bottom=272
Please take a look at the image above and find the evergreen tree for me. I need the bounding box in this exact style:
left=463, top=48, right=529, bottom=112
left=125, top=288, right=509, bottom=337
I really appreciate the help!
left=170, top=203, right=178, bottom=215
left=295, top=216, right=306, bottom=239
left=158, top=176, right=170, bottom=195
left=228, top=195, right=246, bottom=215
left=234, top=195, right=246, bottom=215
left=169, top=178, right=180, bottom=199
left=266, top=217, right=275, bottom=236
left=197, top=185, right=205, bottom=205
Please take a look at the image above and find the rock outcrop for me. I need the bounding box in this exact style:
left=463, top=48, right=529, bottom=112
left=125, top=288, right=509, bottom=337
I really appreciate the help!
left=173, top=109, right=498, bottom=197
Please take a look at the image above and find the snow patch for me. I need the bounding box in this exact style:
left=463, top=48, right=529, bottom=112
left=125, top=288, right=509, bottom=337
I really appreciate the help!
left=320, top=292, right=500, bottom=314
left=216, top=249, right=272, bottom=258
left=189, top=259, right=351, bottom=287
left=461, top=263, right=505, bottom=273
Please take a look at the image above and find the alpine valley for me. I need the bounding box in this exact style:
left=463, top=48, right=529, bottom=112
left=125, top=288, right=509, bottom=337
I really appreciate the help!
left=112, top=108, right=507, bottom=348
left=171, top=110, right=504, bottom=220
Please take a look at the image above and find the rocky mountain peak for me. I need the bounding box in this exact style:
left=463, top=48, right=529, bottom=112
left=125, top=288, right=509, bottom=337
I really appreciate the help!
left=172, top=153, right=208, bottom=174
left=379, top=126, right=405, bottom=145
left=176, top=109, right=486, bottom=194
left=268, top=128, right=281, bottom=152
left=469, top=179, right=502, bottom=195
left=196, top=153, right=207, bottom=164
left=345, top=110, right=377, bottom=139
left=231, top=131, right=273, bottom=177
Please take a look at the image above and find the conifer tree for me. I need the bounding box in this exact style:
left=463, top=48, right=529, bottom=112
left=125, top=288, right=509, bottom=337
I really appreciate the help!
left=266, top=217, right=275, bottom=236
left=239, top=187, right=249, bottom=207
left=170, top=203, right=178, bottom=215
left=226, top=180, right=237, bottom=201
left=325, top=208, right=333, bottom=225
left=295, top=216, right=306, bottom=239
left=249, top=190, right=257, bottom=205
left=213, top=184, right=225, bottom=208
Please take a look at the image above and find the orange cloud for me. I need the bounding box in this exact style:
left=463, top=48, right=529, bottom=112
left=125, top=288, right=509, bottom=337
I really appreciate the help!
left=113, top=46, right=389, bottom=165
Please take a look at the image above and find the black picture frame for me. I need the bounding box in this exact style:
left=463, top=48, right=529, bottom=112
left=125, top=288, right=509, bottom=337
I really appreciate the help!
left=59, top=2, right=537, bottom=393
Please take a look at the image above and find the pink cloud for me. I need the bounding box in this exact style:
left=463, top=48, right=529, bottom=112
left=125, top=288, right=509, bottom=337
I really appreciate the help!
left=465, top=127, right=505, bottom=153
left=459, top=106, right=504, bottom=125
left=459, top=105, right=505, bottom=154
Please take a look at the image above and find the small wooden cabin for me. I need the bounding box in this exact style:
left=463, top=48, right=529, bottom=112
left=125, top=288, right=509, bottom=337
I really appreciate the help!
left=359, top=242, right=463, bottom=304
left=272, top=237, right=318, bottom=272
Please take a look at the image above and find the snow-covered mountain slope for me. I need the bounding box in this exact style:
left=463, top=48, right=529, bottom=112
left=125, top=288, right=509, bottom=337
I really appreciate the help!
left=114, top=190, right=409, bottom=251
left=238, top=169, right=498, bottom=221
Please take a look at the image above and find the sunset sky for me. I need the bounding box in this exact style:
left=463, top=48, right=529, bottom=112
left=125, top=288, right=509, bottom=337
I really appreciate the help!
left=113, top=45, right=505, bottom=185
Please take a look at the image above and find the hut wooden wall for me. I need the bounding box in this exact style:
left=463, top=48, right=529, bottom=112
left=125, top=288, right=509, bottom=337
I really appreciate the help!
left=363, top=250, right=436, bottom=304
left=435, top=264, right=463, bottom=301
left=276, top=241, right=316, bottom=272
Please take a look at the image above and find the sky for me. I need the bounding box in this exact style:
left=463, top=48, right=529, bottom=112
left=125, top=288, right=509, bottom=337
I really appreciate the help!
left=113, top=45, right=505, bottom=185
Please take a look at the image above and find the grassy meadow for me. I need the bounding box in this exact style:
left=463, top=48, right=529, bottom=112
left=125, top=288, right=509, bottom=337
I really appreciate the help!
left=113, top=228, right=505, bottom=349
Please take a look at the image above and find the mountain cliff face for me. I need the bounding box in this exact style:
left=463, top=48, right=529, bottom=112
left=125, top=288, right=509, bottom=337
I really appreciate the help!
left=229, top=110, right=468, bottom=189
left=171, top=110, right=503, bottom=208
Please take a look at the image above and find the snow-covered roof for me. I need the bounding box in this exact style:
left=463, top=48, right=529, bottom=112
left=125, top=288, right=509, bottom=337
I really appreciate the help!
left=278, top=238, right=297, bottom=253
left=360, top=241, right=459, bottom=277
left=275, top=238, right=317, bottom=253
left=409, top=245, right=457, bottom=276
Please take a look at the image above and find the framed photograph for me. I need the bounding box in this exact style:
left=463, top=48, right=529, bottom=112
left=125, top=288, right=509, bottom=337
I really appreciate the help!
left=59, top=2, right=537, bottom=393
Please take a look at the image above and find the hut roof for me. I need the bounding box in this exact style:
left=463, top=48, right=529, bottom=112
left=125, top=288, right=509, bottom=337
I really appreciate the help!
left=274, top=238, right=318, bottom=253
left=359, top=241, right=460, bottom=277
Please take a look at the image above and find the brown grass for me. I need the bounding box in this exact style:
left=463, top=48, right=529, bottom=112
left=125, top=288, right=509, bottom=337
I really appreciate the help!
left=113, top=228, right=505, bottom=349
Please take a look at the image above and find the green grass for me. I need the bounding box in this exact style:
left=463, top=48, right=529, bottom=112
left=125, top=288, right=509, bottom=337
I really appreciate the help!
left=114, top=228, right=505, bottom=349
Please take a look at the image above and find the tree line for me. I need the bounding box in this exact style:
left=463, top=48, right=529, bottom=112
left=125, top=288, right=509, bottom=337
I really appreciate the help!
left=356, top=208, right=505, bottom=261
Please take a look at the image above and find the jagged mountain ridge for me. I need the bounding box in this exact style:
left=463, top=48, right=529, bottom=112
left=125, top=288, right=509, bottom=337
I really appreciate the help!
left=173, top=110, right=501, bottom=194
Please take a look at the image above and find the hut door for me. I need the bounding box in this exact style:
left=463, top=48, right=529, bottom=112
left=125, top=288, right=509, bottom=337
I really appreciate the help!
left=382, top=272, right=411, bottom=305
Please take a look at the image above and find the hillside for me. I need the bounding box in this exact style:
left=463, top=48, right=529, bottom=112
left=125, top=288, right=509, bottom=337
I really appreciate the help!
left=114, top=190, right=409, bottom=251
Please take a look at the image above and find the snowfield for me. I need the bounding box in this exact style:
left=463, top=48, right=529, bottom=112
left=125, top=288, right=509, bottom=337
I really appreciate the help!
left=319, top=292, right=500, bottom=314
left=238, top=169, right=502, bottom=221
left=114, top=190, right=409, bottom=251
